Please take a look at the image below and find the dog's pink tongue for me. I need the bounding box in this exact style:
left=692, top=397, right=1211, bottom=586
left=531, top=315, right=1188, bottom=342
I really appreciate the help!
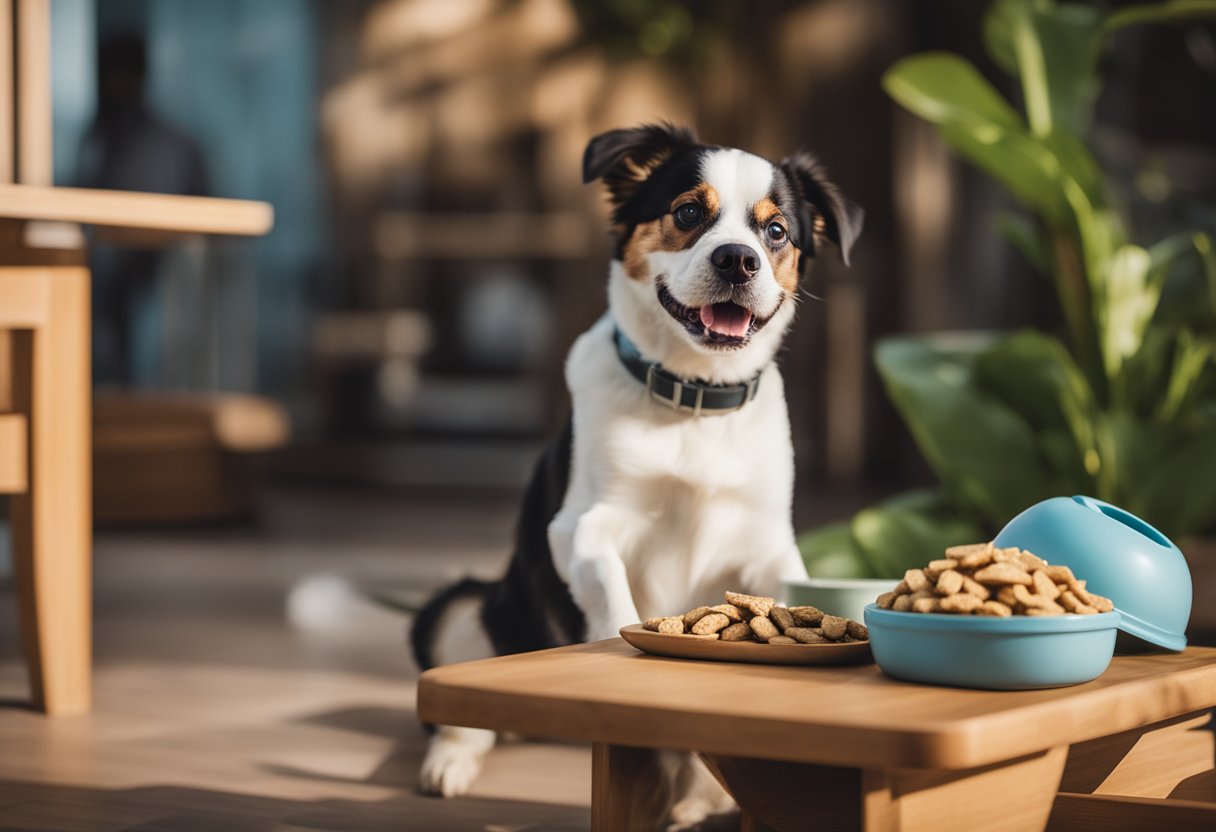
left=700, top=304, right=752, bottom=337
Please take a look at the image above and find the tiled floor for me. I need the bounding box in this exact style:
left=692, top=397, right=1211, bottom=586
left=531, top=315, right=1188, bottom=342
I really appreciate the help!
left=0, top=488, right=593, bottom=832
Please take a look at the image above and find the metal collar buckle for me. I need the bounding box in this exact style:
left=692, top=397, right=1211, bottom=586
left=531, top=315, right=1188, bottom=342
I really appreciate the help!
left=739, top=376, right=758, bottom=411
left=646, top=364, right=705, bottom=417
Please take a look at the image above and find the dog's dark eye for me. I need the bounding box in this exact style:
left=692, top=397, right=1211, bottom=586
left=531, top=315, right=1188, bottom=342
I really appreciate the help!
left=766, top=221, right=787, bottom=244
left=674, top=203, right=704, bottom=228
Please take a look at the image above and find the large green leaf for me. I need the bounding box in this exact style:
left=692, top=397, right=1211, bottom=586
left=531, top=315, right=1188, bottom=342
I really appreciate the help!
left=797, top=522, right=876, bottom=579
left=875, top=335, right=1059, bottom=525
left=850, top=490, right=987, bottom=578
left=1101, top=244, right=1158, bottom=379
left=1103, top=0, right=1216, bottom=34
left=1106, top=410, right=1216, bottom=538
left=983, top=0, right=1103, bottom=135
left=973, top=330, right=1105, bottom=494
left=1159, top=330, right=1216, bottom=423
left=994, top=211, right=1049, bottom=274
left=883, top=52, right=1024, bottom=132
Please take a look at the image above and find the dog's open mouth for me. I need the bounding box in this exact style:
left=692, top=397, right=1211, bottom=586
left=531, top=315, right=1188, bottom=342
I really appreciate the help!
left=657, top=281, right=776, bottom=348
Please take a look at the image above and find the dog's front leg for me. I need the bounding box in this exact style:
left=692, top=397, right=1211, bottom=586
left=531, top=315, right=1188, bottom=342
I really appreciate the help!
left=742, top=539, right=809, bottom=599
left=550, top=504, right=641, bottom=642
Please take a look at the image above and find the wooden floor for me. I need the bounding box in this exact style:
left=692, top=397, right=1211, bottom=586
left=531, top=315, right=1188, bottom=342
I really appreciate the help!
left=0, top=488, right=592, bottom=832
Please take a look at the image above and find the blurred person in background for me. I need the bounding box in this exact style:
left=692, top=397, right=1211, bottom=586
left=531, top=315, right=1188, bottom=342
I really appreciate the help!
left=76, top=32, right=210, bottom=385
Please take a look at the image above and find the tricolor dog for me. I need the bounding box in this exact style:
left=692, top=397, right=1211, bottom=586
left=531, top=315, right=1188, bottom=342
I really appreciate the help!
left=412, top=124, right=863, bottom=824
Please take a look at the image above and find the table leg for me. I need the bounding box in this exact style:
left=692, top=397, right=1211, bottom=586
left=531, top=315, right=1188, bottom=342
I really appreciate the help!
left=702, top=745, right=1069, bottom=832
left=10, top=266, right=92, bottom=715
left=591, top=743, right=672, bottom=832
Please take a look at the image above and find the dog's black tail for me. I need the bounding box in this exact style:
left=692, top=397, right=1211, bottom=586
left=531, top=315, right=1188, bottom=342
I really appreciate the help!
left=409, top=576, right=494, bottom=673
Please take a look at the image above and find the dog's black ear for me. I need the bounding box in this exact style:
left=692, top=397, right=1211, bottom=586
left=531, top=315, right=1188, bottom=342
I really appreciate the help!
left=583, top=123, right=697, bottom=207
left=778, top=152, right=864, bottom=266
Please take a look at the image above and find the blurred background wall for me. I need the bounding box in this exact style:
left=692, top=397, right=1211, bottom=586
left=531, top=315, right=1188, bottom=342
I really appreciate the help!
left=45, top=0, right=1216, bottom=521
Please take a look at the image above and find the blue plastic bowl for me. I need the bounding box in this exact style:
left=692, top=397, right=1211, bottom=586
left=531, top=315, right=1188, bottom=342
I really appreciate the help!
left=864, top=604, right=1120, bottom=690
left=993, top=496, right=1190, bottom=652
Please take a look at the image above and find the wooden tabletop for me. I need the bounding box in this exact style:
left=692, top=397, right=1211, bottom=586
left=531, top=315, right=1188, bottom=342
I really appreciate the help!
left=418, top=639, right=1216, bottom=771
left=0, top=184, right=273, bottom=236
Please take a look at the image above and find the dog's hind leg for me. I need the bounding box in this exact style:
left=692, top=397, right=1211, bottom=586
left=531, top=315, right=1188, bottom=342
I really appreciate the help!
left=415, top=590, right=498, bottom=797
left=667, top=752, right=737, bottom=831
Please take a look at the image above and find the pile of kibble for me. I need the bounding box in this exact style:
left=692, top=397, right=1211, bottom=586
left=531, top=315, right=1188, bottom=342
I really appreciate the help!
left=877, top=543, right=1114, bottom=616
left=643, top=591, right=868, bottom=644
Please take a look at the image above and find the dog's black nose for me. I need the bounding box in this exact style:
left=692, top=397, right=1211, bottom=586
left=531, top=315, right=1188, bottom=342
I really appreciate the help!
left=711, top=244, right=760, bottom=284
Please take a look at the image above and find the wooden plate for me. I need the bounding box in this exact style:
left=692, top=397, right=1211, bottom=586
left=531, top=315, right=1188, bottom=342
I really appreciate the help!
left=619, top=624, right=873, bottom=666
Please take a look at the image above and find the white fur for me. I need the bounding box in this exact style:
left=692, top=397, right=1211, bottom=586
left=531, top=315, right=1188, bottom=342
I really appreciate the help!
left=420, top=597, right=498, bottom=796
left=426, top=146, right=811, bottom=819
left=555, top=148, right=808, bottom=642
left=612, top=148, right=798, bottom=385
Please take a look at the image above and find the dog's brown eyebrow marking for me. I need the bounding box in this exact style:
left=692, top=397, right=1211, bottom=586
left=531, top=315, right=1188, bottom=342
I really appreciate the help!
left=752, top=196, right=783, bottom=227
left=619, top=183, right=723, bottom=282
left=671, top=183, right=720, bottom=216
left=753, top=196, right=799, bottom=293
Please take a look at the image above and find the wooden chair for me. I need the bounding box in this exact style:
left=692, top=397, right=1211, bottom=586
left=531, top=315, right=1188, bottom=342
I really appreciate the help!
left=0, top=0, right=273, bottom=715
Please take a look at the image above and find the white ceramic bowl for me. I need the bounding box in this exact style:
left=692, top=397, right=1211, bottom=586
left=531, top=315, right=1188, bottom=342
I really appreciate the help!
left=783, top=577, right=900, bottom=621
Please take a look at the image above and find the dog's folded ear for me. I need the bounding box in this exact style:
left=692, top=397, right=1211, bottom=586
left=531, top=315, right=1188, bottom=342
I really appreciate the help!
left=583, top=123, right=696, bottom=206
left=778, top=152, right=864, bottom=266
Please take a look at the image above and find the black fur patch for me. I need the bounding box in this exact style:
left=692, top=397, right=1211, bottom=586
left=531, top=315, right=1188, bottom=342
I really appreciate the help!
left=410, top=417, right=584, bottom=675
left=775, top=152, right=865, bottom=266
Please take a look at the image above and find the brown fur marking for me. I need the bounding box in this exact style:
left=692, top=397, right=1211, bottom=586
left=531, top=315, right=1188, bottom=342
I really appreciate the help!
left=753, top=197, right=800, bottom=293
left=620, top=184, right=721, bottom=282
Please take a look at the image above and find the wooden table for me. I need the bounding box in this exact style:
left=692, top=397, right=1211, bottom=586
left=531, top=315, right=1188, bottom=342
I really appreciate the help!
left=419, top=639, right=1216, bottom=832
left=0, top=0, right=274, bottom=716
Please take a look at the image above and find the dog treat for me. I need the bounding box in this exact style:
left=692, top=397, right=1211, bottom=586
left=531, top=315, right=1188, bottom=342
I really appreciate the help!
left=724, top=591, right=775, bottom=618
left=658, top=617, right=685, bottom=634
left=939, top=592, right=982, bottom=613
left=1041, top=565, right=1075, bottom=585
left=1058, top=590, right=1096, bottom=615
left=977, top=600, right=1013, bottom=617
left=960, top=575, right=992, bottom=600
left=749, top=615, right=780, bottom=641
left=789, top=606, right=825, bottom=626
left=1032, top=569, right=1061, bottom=601
left=935, top=569, right=964, bottom=596
left=924, top=558, right=957, bottom=579
left=691, top=612, right=732, bottom=635
left=641, top=592, right=867, bottom=646
left=995, top=585, right=1020, bottom=608
left=879, top=544, right=1114, bottom=617
left=1011, top=584, right=1065, bottom=615
left=820, top=615, right=848, bottom=640
left=720, top=621, right=753, bottom=641
left=904, top=568, right=930, bottom=593
left=785, top=627, right=828, bottom=644
left=770, top=606, right=796, bottom=631
left=710, top=603, right=746, bottom=621
left=973, top=562, right=1034, bottom=586
left=946, top=542, right=991, bottom=560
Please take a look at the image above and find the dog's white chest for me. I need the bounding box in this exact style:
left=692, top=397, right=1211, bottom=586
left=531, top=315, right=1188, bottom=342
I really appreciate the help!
left=558, top=316, right=798, bottom=619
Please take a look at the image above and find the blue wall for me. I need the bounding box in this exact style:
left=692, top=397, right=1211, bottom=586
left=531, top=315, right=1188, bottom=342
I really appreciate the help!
left=54, top=0, right=329, bottom=400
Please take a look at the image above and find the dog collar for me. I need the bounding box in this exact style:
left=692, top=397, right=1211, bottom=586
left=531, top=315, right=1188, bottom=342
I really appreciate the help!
left=613, top=328, right=760, bottom=416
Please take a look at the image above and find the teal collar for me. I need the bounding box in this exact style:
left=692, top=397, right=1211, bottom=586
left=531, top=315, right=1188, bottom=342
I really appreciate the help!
left=613, top=328, right=760, bottom=416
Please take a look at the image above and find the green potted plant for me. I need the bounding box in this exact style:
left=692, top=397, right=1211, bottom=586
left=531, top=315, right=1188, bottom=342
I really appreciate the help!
left=797, top=0, right=1216, bottom=611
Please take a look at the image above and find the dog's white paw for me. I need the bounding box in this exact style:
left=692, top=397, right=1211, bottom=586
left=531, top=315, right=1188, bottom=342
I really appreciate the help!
left=419, top=728, right=494, bottom=798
